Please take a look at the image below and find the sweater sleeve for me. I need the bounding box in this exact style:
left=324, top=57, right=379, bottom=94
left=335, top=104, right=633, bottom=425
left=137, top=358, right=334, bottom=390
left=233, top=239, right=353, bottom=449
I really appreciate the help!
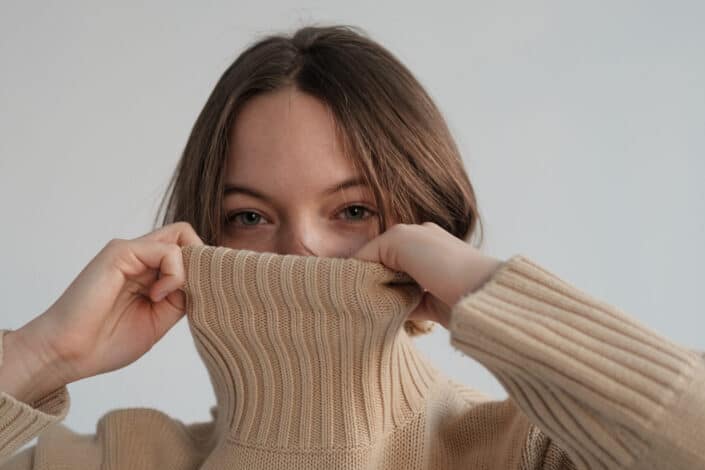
left=0, top=329, right=71, bottom=461
left=447, top=255, right=705, bottom=470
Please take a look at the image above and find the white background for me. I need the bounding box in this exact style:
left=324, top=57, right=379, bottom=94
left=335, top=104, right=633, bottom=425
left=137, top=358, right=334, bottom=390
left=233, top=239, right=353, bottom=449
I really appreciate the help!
left=1, top=0, right=703, bottom=450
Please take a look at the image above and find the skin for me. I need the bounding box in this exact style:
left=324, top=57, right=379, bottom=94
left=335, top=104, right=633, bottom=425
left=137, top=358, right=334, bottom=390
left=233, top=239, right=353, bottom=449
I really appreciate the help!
left=220, top=85, right=505, bottom=328
left=221, top=86, right=380, bottom=259
left=0, top=85, right=504, bottom=406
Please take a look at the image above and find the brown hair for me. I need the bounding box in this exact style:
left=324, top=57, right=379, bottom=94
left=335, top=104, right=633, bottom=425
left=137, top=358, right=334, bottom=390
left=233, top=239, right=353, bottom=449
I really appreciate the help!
left=154, top=24, right=484, bottom=336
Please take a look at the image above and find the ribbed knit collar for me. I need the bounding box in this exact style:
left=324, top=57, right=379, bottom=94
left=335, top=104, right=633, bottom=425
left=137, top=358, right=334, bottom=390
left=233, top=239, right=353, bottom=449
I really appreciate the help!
left=181, top=245, right=442, bottom=459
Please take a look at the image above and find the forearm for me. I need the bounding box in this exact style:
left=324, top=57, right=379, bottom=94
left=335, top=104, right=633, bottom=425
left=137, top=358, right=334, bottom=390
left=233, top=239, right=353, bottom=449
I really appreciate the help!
left=0, top=328, right=72, bottom=460
left=0, top=327, right=67, bottom=405
left=447, top=254, right=705, bottom=469
left=436, top=254, right=504, bottom=329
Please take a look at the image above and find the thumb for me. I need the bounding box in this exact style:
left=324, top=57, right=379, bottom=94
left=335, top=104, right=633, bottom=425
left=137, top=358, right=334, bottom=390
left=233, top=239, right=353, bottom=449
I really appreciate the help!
left=407, top=290, right=452, bottom=328
left=151, top=288, right=187, bottom=340
left=352, top=231, right=403, bottom=272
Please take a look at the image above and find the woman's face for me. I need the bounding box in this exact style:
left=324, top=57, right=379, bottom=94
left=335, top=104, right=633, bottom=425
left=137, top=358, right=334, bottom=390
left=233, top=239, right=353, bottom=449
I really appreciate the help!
left=221, top=86, right=384, bottom=258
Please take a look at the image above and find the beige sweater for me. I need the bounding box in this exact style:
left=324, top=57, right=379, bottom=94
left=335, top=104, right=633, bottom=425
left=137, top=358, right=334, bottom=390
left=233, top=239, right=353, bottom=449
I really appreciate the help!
left=1, top=245, right=704, bottom=469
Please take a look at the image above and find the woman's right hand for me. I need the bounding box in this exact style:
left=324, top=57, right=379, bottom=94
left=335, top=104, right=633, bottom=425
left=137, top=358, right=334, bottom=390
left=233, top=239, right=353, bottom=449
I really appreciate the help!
left=1, top=222, right=204, bottom=403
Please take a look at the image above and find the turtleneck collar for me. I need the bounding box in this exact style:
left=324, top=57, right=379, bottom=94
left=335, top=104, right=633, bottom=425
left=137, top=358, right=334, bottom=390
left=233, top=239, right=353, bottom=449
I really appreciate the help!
left=180, top=245, right=442, bottom=461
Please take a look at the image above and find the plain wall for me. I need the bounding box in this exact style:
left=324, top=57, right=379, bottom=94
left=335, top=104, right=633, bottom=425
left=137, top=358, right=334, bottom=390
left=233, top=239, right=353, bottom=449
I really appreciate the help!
left=1, top=0, right=703, bottom=451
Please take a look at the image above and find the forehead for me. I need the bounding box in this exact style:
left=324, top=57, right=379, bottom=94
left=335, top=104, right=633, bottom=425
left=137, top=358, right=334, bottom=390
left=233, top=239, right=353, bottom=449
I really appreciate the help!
left=226, top=87, right=356, bottom=181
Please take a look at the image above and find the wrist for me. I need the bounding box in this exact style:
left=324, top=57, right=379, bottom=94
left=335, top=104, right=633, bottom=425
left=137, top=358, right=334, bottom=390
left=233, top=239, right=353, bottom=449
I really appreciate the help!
left=0, top=326, right=70, bottom=405
left=452, top=253, right=504, bottom=306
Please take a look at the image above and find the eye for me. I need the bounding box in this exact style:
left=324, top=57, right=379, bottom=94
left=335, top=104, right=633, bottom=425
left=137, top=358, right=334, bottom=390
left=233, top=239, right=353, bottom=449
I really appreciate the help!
left=337, top=204, right=377, bottom=222
left=225, top=211, right=267, bottom=227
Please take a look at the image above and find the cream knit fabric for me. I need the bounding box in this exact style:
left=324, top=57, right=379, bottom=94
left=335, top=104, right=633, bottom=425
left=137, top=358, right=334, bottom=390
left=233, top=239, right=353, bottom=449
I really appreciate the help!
left=1, top=245, right=704, bottom=469
left=186, top=245, right=441, bottom=466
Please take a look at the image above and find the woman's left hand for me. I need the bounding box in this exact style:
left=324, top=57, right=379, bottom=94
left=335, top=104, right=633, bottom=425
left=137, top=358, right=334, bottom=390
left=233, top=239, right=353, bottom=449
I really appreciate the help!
left=352, top=222, right=504, bottom=330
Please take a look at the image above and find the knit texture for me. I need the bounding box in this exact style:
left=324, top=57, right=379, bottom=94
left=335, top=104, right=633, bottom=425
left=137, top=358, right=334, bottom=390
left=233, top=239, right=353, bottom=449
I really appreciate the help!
left=1, top=245, right=704, bottom=470
left=185, top=245, right=442, bottom=467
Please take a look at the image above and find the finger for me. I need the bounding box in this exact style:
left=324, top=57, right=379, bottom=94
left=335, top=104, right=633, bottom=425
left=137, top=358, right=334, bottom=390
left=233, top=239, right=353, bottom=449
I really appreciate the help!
left=351, top=236, right=381, bottom=263
left=421, top=221, right=450, bottom=236
left=151, top=289, right=187, bottom=338
left=111, top=240, right=185, bottom=302
left=352, top=224, right=406, bottom=271
left=144, top=244, right=184, bottom=302
left=407, top=291, right=435, bottom=322
left=428, top=292, right=451, bottom=320
left=135, top=221, right=204, bottom=247
left=410, top=292, right=451, bottom=327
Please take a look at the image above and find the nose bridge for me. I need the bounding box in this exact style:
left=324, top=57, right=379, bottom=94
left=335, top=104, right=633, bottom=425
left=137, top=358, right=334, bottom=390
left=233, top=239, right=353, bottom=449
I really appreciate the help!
left=278, top=212, right=323, bottom=256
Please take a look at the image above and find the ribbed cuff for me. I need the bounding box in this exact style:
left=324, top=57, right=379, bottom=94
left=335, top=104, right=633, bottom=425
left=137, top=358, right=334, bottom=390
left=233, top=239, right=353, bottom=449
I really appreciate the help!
left=0, top=329, right=71, bottom=459
left=631, top=352, right=705, bottom=468
left=448, top=255, right=703, bottom=468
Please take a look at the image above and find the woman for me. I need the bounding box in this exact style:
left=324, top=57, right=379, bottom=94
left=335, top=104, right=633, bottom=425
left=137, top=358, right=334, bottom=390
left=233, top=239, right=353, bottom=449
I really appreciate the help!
left=1, top=25, right=703, bottom=469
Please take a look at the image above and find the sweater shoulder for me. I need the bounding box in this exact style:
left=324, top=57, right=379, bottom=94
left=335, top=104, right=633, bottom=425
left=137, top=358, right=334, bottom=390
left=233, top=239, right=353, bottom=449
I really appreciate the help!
left=428, top=380, right=575, bottom=469
left=95, top=406, right=216, bottom=464
left=14, top=407, right=217, bottom=470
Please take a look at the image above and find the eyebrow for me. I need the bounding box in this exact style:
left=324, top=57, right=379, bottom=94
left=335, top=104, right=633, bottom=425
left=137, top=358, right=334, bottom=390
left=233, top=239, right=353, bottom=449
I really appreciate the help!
left=223, top=176, right=370, bottom=203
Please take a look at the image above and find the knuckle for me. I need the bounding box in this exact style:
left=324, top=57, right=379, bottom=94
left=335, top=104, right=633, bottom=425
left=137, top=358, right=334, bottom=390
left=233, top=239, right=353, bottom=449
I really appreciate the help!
left=175, top=221, right=201, bottom=243
left=105, top=238, right=125, bottom=250
left=423, top=221, right=445, bottom=232
left=167, top=243, right=182, bottom=258
left=176, top=221, right=194, bottom=232
left=390, top=223, right=409, bottom=233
